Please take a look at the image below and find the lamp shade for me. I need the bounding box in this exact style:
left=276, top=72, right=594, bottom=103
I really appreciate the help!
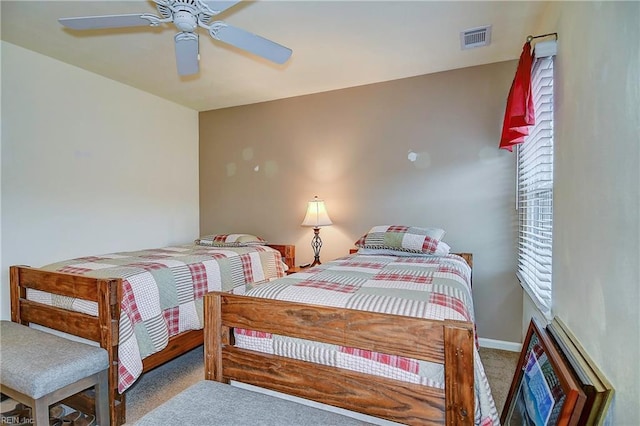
left=301, top=196, right=332, bottom=227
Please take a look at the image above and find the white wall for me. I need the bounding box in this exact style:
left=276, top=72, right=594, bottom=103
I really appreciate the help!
left=0, top=42, right=200, bottom=320
left=535, top=2, right=640, bottom=423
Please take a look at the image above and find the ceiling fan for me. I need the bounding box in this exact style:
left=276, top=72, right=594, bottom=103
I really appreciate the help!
left=58, top=0, right=292, bottom=76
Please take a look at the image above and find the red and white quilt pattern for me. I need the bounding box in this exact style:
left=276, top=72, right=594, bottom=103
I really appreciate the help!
left=239, top=253, right=500, bottom=426
left=28, top=244, right=285, bottom=392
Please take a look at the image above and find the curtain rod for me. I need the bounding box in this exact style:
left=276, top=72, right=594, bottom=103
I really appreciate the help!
left=526, top=32, right=558, bottom=43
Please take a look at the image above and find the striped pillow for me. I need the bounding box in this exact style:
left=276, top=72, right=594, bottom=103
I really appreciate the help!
left=355, top=225, right=446, bottom=255
left=195, top=234, right=267, bottom=247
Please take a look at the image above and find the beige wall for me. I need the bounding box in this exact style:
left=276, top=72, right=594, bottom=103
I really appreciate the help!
left=200, top=61, right=523, bottom=343
left=0, top=42, right=200, bottom=320
left=534, top=2, right=640, bottom=423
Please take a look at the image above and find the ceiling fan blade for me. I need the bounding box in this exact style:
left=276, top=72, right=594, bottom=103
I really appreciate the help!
left=59, top=14, right=156, bottom=30
left=199, top=1, right=242, bottom=15
left=175, top=32, right=200, bottom=76
left=210, top=22, right=292, bottom=64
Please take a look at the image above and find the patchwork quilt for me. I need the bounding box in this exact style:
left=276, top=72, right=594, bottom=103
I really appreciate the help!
left=238, top=253, right=500, bottom=426
left=27, top=244, right=285, bottom=392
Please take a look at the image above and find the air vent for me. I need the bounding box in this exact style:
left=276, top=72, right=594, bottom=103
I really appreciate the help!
left=460, top=25, right=492, bottom=50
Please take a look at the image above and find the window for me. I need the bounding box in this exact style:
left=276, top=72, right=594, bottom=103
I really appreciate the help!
left=516, top=52, right=555, bottom=319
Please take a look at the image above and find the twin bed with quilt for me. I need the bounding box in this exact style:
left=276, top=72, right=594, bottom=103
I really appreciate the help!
left=10, top=226, right=499, bottom=425
left=9, top=234, right=294, bottom=424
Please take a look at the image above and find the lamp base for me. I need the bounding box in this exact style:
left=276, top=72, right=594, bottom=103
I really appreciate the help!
left=310, top=227, right=323, bottom=267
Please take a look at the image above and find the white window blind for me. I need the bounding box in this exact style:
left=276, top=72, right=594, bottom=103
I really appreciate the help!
left=516, top=53, right=554, bottom=319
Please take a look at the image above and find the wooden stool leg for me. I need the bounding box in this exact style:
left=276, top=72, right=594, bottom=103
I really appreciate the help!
left=95, top=370, right=110, bottom=426
left=33, top=398, right=50, bottom=426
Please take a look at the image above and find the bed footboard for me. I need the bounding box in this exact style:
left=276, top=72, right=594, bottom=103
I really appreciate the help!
left=204, top=292, right=474, bottom=425
left=10, top=266, right=124, bottom=425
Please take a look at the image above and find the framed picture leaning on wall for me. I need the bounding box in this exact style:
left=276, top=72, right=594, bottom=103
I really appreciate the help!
left=546, top=317, right=614, bottom=425
left=501, top=318, right=586, bottom=426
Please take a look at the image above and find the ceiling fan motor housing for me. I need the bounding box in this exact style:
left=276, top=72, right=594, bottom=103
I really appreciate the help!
left=174, top=11, right=197, bottom=32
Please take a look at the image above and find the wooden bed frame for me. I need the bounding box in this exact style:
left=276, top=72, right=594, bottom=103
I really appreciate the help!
left=204, top=253, right=476, bottom=425
left=9, top=244, right=295, bottom=426
left=204, top=294, right=475, bottom=425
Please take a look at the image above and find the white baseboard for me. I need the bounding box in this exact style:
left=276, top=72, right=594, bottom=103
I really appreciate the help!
left=478, top=337, right=522, bottom=352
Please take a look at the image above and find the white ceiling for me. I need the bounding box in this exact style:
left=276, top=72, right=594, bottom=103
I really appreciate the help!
left=1, top=1, right=549, bottom=111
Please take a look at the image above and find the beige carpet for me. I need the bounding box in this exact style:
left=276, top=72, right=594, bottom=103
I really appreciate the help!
left=478, top=347, right=521, bottom=416
left=123, top=345, right=521, bottom=424
left=123, top=347, right=204, bottom=425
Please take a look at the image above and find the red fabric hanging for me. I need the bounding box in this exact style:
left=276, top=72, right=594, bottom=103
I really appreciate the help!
left=499, top=42, right=535, bottom=151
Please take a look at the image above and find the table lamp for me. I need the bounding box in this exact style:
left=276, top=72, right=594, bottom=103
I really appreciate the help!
left=301, top=196, right=332, bottom=266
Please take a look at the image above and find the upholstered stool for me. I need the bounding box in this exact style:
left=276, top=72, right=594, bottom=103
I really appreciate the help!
left=0, top=320, right=110, bottom=426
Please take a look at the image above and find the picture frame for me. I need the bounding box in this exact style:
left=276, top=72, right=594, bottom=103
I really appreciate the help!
left=546, top=317, right=614, bottom=425
left=501, top=318, right=587, bottom=426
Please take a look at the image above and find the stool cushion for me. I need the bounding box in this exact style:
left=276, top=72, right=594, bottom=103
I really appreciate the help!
left=0, top=321, right=109, bottom=399
left=133, top=381, right=373, bottom=425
